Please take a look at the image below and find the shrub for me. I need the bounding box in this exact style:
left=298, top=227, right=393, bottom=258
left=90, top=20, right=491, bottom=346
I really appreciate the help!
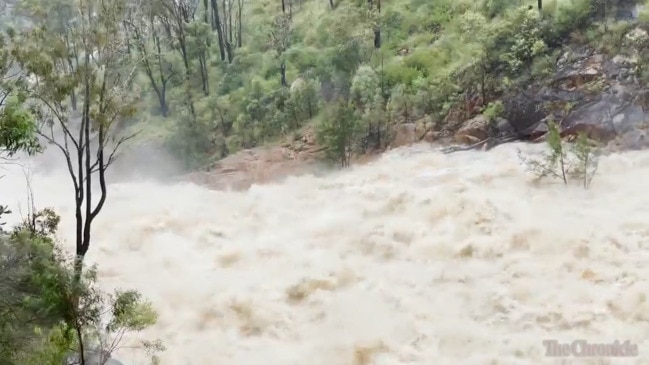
left=518, top=120, right=599, bottom=188
left=0, top=209, right=164, bottom=365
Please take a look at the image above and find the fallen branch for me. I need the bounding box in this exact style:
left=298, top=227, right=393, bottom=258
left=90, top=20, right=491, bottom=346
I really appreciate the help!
left=441, top=135, right=519, bottom=154
left=441, top=138, right=488, bottom=154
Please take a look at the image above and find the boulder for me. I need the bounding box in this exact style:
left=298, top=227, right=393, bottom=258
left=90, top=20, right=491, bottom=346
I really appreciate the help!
left=453, top=115, right=516, bottom=145
left=495, top=117, right=515, bottom=136
left=454, top=114, right=490, bottom=144
left=501, top=92, right=547, bottom=136
left=391, top=123, right=417, bottom=148
left=423, top=131, right=440, bottom=143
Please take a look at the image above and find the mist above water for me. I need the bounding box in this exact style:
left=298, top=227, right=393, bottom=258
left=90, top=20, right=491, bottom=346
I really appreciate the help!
left=2, top=142, right=649, bottom=365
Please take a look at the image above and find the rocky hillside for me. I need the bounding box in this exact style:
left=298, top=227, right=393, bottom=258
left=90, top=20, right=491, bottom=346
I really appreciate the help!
left=465, top=25, right=649, bottom=150
left=188, top=16, right=649, bottom=190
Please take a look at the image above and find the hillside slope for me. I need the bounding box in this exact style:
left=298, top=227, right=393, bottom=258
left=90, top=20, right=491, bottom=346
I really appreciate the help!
left=9, top=0, right=649, bottom=171
left=124, top=0, right=647, bottom=168
left=117, top=0, right=646, bottom=185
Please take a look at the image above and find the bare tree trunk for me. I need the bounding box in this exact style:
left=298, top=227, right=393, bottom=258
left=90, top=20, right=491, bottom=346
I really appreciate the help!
left=375, top=0, right=381, bottom=48
left=280, top=62, right=287, bottom=86
left=228, top=0, right=233, bottom=44
left=210, top=0, right=227, bottom=60
left=199, top=54, right=209, bottom=94
left=226, top=41, right=234, bottom=63
left=222, top=0, right=234, bottom=62
left=236, top=0, right=243, bottom=47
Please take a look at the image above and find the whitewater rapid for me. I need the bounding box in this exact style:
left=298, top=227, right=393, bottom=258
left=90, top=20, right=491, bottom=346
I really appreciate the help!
left=2, top=142, right=649, bottom=365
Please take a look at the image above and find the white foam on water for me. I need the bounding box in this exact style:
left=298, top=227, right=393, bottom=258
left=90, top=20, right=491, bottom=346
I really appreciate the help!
left=2, top=141, right=649, bottom=364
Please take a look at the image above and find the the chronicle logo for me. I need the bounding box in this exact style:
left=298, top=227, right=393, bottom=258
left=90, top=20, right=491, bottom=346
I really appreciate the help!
left=543, top=339, right=639, bottom=358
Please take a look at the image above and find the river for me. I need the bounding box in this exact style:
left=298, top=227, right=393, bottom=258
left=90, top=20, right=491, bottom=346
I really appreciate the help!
left=1, top=142, right=648, bottom=364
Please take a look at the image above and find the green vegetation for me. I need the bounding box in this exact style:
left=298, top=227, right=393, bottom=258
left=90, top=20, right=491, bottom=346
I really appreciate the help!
left=518, top=120, right=600, bottom=188
left=0, top=208, right=164, bottom=365
left=3, top=0, right=639, bottom=168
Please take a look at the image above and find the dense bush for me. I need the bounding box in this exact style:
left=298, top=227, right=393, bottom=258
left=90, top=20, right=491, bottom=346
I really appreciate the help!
left=0, top=208, right=163, bottom=365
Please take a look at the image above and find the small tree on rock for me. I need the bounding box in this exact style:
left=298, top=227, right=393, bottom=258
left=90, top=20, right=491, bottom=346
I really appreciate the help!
left=518, top=120, right=599, bottom=188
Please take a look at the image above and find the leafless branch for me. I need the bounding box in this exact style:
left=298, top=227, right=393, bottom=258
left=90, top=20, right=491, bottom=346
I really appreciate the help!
left=36, top=129, right=81, bottom=198
left=0, top=90, right=9, bottom=106
left=30, top=90, right=81, bottom=150
left=87, top=130, right=140, bottom=176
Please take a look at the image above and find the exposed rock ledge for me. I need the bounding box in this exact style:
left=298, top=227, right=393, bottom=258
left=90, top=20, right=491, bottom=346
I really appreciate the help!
left=184, top=127, right=386, bottom=190
left=444, top=26, right=649, bottom=152
left=185, top=128, right=331, bottom=190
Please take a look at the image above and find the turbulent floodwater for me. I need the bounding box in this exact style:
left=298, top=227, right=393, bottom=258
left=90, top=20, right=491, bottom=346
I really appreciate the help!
left=3, top=142, right=649, bottom=365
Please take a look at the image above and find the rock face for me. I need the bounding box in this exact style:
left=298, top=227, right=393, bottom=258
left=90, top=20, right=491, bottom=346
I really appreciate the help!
left=454, top=115, right=491, bottom=144
left=185, top=127, right=330, bottom=190
left=391, top=120, right=439, bottom=147
left=453, top=115, right=516, bottom=146
left=453, top=25, right=649, bottom=151
left=391, top=123, right=418, bottom=147
left=391, top=117, right=443, bottom=148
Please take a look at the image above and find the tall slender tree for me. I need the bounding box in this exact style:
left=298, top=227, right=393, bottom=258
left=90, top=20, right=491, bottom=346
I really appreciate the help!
left=11, top=0, right=139, bottom=275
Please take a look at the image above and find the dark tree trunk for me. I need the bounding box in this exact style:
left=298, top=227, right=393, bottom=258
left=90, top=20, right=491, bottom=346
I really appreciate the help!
left=210, top=0, right=227, bottom=61
left=369, top=0, right=380, bottom=49
left=280, top=62, right=287, bottom=86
